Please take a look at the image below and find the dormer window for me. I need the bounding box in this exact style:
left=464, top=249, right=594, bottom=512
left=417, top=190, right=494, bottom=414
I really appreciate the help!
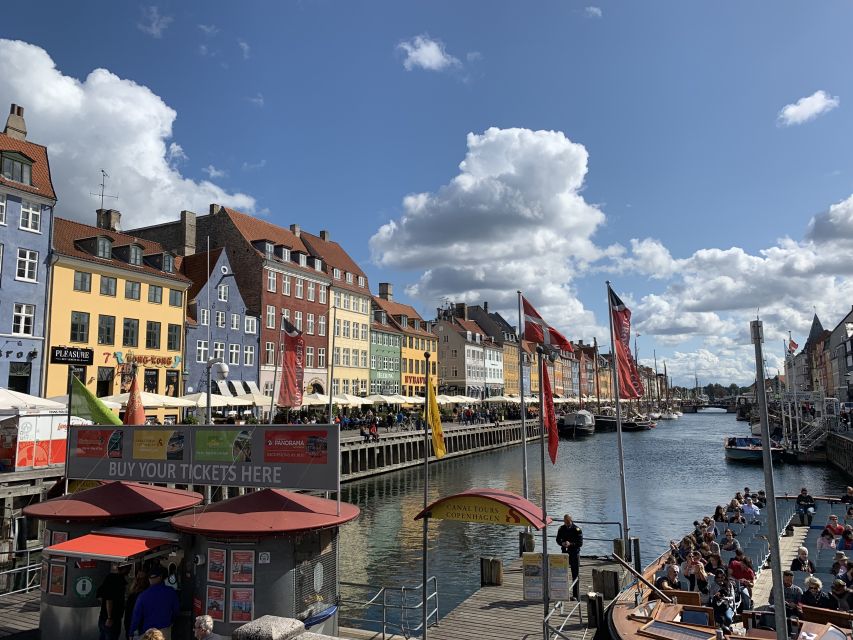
left=163, top=253, right=174, bottom=273
left=333, top=268, right=341, bottom=280
left=314, top=258, right=323, bottom=271
left=299, top=254, right=307, bottom=267
left=466, top=331, right=472, bottom=341
left=265, top=242, right=274, bottom=259
left=282, top=248, right=290, bottom=262
left=97, top=236, right=112, bottom=259
left=129, top=245, right=143, bottom=266
left=346, top=272, right=353, bottom=284
left=358, top=276, right=365, bottom=288
left=1, top=152, right=32, bottom=185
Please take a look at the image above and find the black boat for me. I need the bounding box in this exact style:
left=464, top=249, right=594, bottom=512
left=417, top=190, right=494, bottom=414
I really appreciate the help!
left=593, top=415, right=649, bottom=432
left=557, top=411, right=595, bottom=438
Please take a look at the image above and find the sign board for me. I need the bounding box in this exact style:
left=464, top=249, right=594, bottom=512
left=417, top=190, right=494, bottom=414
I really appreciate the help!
left=66, top=424, right=339, bottom=491
left=429, top=495, right=533, bottom=527
left=522, top=553, right=571, bottom=602
left=50, top=347, right=94, bottom=366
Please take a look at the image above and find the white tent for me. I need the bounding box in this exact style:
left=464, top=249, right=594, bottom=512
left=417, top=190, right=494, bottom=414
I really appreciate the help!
left=332, top=394, right=370, bottom=406
left=301, top=393, right=330, bottom=407
left=237, top=393, right=276, bottom=407
left=99, top=392, right=195, bottom=408
left=0, top=389, right=66, bottom=412
left=180, top=393, right=252, bottom=408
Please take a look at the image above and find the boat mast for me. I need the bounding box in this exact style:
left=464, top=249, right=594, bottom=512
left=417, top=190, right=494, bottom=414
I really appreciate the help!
left=653, top=350, right=659, bottom=409
left=593, top=337, right=601, bottom=414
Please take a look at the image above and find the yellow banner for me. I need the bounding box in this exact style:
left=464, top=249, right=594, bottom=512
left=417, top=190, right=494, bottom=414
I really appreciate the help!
left=430, top=496, right=533, bottom=527
left=132, top=430, right=172, bottom=460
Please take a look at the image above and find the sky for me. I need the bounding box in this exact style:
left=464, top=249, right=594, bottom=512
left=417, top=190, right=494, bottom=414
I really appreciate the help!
left=2, top=2, right=853, bottom=386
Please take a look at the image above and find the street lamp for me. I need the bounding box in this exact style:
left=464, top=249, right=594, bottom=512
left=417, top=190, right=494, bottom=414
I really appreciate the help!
left=206, top=357, right=229, bottom=424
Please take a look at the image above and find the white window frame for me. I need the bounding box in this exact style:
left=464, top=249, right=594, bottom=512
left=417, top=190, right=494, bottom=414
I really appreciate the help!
left=216, top=311, right=226, bottom=328
left=265, top=341, right=275, bottom=365
left=245, top=316, right=257, bottom=334
left=196, top=340, right=208, bottom=363
left=0, top=194, right=5, bottom=224
left=12, top=303, right=35, bottom=336
left=97, top=236, right=112, bottom=259
left=358, top=276, right=365, bottom=288
left=305, top=346, right=314, bottom=369
left=267, top=269, right=276, bottom=292
left=282, top=275, right=291, bottom=296
left=307, top=313, right=315, bottom=335
left=342, top=320, right=350, bottom=338
left=213, top=341, right=225, bottom=361
left=129, top=245, right=143, bottom=266
left=200, top=308, right=209, bottom=326
left=228, top=343, right=240, bottom=366
left=19, top=200, right=40, bottom=232
left=15, top=248, right=38, bottom=282
left=318, top=316, right=326, bottom=336
left=231, top=313, right=240, bottom=330
left=360, top=323, right=368, bottom=341
left=319, top=285, right=327, bottom=304
left=361, top=350, right=368, bottom=368
left=218, top=284, right=229, bottom=302
left=295, top=278, right=304, bottom=299
left=295, top=311, right=303, bottom=331
left=333, top=268, right=341, bottom=280
left=318, top=348, right=326, bottom=368
left=346, top=272, right=353, bottom=284
left=244, top=345, right=255, bottom=366
left=266, top=305, right=276, bottom=329
left=307, top=281, right=315, bottom=302
left=299, top=254, right=307, bottom=267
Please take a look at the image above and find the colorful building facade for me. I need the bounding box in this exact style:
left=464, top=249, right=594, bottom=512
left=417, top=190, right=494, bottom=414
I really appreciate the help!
left=369, top=309, right=402, bottom=395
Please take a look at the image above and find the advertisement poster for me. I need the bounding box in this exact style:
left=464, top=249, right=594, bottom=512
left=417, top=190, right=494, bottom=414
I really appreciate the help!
left=195, top=430, right=252, bottom=463
left=229, top=588, right=254, bottom=623
left=548, top=555, right=571, bottom=602
left=263, top=430, right=328, bottom=464
left=207, top=548, right=225, bottom=584
left=206, top=585, right=225, bottom=621
left=133, top=430, right=184, bottom=461
left=230, top=550, right=255, bottom=585
left=51, top=531, right=69, bottom=546
left=277, top=328, right=305, bottom=408
left=74, top=429, right=120, bottom=458
left=522, top=553, right=543, bottom=601
left=48, top=564, right=66, bottom=596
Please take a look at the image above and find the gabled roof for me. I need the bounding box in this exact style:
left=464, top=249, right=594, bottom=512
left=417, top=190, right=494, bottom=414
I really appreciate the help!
left=371, top=318, right=402, bottom=335
left=53, top=217, right=191, bottom=284
left=221, top=207, right=307, bottom=253
left=181, top=248, right=223, bottom=303
left=0, top=131, right=56, bottom=201
left=373, top=297, right=434, bottom=338
left=805, top=314, right=825, bottom=348
left=301, top=231, right=368, bottom=294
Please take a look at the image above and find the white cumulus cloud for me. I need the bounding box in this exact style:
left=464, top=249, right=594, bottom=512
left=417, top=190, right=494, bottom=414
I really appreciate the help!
left=777, top=90, right=839, bottom=127
left=397, top=35, right=461, bottom=72
left=584, top=6, right=603, bottom=18
left=201, top=164, right=226, bottom=179
left=238, top=40, right=250, bottom=60
left=0, top=39, right=256, bottom=228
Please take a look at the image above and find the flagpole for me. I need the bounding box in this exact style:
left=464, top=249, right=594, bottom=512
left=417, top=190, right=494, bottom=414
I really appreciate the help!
left=422, top=350, right=431, bottom=639
left=268, top=311, right=285, bottom=425
left=327, top=305, right=337, bottom=428
left=606, top=281, right=631, bottom=557
left=536, top=347, right=550, bottom=637
left=517, top=291, right=529, bottom=502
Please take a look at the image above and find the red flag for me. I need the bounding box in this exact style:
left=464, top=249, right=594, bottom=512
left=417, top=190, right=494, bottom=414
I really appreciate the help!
left=521, top=296, right=573, bottom=352
left=788, top=338, right=798, bottom=354
left=608, top=287, right=645, bottom=399
left=278, top=318, right=305, bottom=408
left=123, top=372, right=146, bottom=425
left=542, top=361, right=559, bottom=464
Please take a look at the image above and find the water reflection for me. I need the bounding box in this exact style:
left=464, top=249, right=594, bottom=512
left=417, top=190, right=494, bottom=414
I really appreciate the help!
left=339, top=410, right=847, bottom=620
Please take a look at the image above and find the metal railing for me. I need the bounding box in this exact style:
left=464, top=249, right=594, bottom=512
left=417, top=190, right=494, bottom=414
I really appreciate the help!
left=339, top=576, right=438, bottom=639
left=544, top=576, right=583, bottom=640
left=0, top=547, right=43, bottom=598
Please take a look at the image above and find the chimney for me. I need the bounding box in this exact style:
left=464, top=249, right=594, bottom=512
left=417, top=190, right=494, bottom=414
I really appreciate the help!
left=3, top=104, right=27, bottom=141
left=320, top=230, right=330, bottom=241
left=179, top=210, right=197, bottom=256
left=209, top=203, right=224, bottom=216
left=378, top=283, right=393, bottom=301
left=96, top=208, right=122, bottom=232
left=289, top=224, right=300, bottom=237
left=483, top=301, right=489, bottom=313
left=454, top=302, right=467, bottom=320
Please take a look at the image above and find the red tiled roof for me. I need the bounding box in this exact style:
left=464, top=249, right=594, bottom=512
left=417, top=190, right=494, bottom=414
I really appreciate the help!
left=372, top=319, right=402, bottom=334
left=181, top=248, right=223, bottom=303
left=0, top=131, right=56, bottom=201
left=53, top=217, right=191, bottom=284
left=221, top=207, right=307, bottom=253
left=300, top=231, right=369, bottom=294
left=373, top=297, right=434, bottom=338
left=454, top=318, right=493, bottom=342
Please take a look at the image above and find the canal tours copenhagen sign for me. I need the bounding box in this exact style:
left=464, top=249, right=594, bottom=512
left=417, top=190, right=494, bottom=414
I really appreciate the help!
left=50, top=347, right=94, bottom=366
left=66, top=424, right=339, bottom=491
left=430, top=495, right=534, bottom=526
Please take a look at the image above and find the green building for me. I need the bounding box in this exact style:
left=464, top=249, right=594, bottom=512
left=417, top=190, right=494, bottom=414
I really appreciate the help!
left=369, top=308, right=402, bottom=395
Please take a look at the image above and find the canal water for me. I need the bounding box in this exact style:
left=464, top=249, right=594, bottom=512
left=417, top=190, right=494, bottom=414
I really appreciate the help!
left=338, top=410, right=849, bottom=622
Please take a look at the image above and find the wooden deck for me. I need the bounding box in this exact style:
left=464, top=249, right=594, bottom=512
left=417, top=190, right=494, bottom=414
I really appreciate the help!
left=0, top=590, right=39, bottom=639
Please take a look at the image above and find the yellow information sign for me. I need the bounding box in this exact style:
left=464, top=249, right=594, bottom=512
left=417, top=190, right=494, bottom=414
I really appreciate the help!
left=429, top=496, right=533, bottom=527
left=132, top=430, right=172, bottom=460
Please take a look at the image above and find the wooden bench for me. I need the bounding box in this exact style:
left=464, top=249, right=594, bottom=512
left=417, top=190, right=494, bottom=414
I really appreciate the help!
left=799, top=603, right=853, bottom=627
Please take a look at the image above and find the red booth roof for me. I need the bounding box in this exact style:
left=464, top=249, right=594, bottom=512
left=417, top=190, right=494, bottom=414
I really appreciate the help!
left=23, top=481, right=204, bottom=522
left=170, top=489, right=360, bottom=537
left=46, top=533, right=171, bottom=563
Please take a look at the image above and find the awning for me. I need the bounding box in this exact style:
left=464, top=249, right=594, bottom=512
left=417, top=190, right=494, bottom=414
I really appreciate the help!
left=45, top=533, right=172, bottom=562
left=414, top=488, right=552, bottom=530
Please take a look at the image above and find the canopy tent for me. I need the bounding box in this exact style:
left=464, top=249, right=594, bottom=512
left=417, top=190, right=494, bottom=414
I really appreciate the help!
left=435, top=394, right=457, bottom=405
left=523, top=396, right=539, bottom=404
left=363, top=394, right=397, bottom=404
left=332, top=394, right=370, bottom=407
left=483, top=395, right=517, bottom=403
left=99, top=392, right=195, bottom=409
left=404, top=396, right=425, bottom=405
left=48, top=394, right=121, bottom=410
left=300, top=392, right=330, bottom=406
left=236, top=393, right=275, bottom=407
left=179, top=393, right=252, bottom=408
left=0, top=388, right=66, bottom=412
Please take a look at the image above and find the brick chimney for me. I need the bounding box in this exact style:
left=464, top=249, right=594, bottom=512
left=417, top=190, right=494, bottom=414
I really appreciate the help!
left=96, top=208, right=122, bottom=232
left=179, top=210, right=197, bottom=256
left=454, top=302, right=467, bottom=320
left=483, top=301, right=489, bottom=313
left=378, top=283, right=393, bottom=301
left=289, top=224, right=300, bottom=237
left=3, top=104, right=26, bottom=141
left=320, top=230, right=331, bottom=241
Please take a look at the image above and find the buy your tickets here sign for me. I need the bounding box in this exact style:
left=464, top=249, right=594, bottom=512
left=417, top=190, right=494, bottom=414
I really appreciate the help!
left=66, top=425, right=339, bottom=491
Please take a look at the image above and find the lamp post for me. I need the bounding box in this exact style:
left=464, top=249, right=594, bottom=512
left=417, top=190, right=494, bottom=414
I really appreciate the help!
left=206, top=357, right=229, bottom=424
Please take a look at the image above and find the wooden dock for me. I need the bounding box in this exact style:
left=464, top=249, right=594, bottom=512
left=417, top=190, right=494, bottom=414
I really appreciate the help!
left=0, top=590, right=39, bottom=639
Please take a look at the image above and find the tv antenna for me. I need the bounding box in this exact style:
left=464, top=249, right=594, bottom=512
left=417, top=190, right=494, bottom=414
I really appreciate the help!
left=89, top=169, right=119, bottom=209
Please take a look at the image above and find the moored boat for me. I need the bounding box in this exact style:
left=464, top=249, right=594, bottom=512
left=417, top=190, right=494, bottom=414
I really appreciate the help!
left=723, top=435, right=783, bottom=462
left=557, top=410, right=595, bottom=438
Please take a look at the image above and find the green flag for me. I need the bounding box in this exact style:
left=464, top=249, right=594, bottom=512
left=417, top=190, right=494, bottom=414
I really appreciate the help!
left=70, top=376, right=122, bottom=426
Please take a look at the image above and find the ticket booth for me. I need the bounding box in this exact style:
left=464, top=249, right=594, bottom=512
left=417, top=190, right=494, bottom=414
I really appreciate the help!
left=24, top=481, right=203, bottom=639
left=171, top=488, right=359, bottom=638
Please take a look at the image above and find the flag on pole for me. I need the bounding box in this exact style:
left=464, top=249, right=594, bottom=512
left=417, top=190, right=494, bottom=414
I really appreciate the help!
left=608, top=286, right=645, bottom=399
left=542, top=362, right=558, bottom=464
left=788, top=338, right=798, bottom=354
left=123, top=371, right=146, bottom=425
left=521, top=296, right=573, bottom=352
left=426, top=379, right=446, bottom=458
left=278, top=318, right=305, bottom=408
left=70, top=376, right=122, bottom=426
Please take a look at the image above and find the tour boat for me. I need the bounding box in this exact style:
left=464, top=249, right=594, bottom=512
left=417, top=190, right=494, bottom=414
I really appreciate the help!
left=723, top=435, right=783, bottom=462
left=557, top=410, right=595, bottom=438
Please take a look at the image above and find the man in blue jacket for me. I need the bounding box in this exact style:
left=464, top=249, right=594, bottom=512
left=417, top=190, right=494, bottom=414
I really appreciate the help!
left=129, top=565, right=180, bottom=639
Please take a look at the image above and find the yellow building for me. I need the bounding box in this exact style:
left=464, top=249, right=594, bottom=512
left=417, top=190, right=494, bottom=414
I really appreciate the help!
left=301, top=230, right=371, bottom=396
left=502, top=342, right=520, bottom=397
left=373, top=285, right=437, bottom=397
left=45, top=212, right=190, bottom=422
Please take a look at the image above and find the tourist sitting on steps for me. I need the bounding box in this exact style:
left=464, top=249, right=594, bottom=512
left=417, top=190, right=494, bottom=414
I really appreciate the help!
left=655, top=563, right=683, bottom=592
left=817, top=527, right=838, bottom=550
left=720, top=529, right=741, bottom=553
left=681, top=551, right=708, bottom=594
left=826, top=514, right=845, bottom=536
left=713, top=505, right=727, bottom=523
left=831, top=553, right=849, bottom=579
left=801, top=576, right=833, bottom=609
left=769, top=570, right=803, bottom=618
left=845, top=506, right=853, bottom=527
left=742, top=497, right=760, bottom=524
left=839, top=529, right=853, bottom=552
left=796, top=487, right=816, bottom=526
left=790, top=547, right=815, bottom=574
left=707, top=568, right=739, bottom=633
left=829, top=579, right=853, bottom=612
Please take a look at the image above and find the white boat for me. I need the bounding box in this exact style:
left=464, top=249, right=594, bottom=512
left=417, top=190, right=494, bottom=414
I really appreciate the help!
left=658, top=411, right=676, bottom=420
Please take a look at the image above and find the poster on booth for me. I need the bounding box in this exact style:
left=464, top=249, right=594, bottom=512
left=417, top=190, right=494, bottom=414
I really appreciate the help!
left=207, top=548, right=225, bottom=584
left=522, top=553, right=543, bottom=600
left=48, top=564, right=66, bottom=596
left=133, top=430, right=184, bottom=461
left=229, top=588, right=254, bottom=623
left=195, top=430, right=252, bottom=463
left=230, top=550, right=254, bottom=585
left=263, top=430, right=328, bottom=464
left=206, top=585, right=225, bottom=621
left=522, top=554, right=572, bottom=602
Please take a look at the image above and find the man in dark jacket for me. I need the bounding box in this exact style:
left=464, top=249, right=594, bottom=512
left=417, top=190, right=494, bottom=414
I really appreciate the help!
left=97, top=564, right=129, bottom=640
left=556, top=514, right=583, bottom=600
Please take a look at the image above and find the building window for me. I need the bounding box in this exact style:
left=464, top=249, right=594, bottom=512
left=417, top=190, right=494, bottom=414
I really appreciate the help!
left=218, top=284, right=229, bottom=302
left=282, top=309, right=290, bottom=325
left=229, top=344, right=240, bottom=365
left=97, top=315, right=115, bottom=345
left=231, top=313, right=240, bottom=330
left=342, top=320, right=350, bottom=338
left=265, top=341, right=275, bottom=365
left=213, top=342, right=225, bottom=360
left=307, top=282, right=315, bottom=301
left=282, top=275, right=291, bottom=296
left=345, top=273, right=353, bottom=284
left=125, top=280, right=141, bottom=300
left=97, top=236, right=112, bottom=259
left=199, top=308, right=209, bottom=326
left=169, top=289, right=183, bottom=307
left=70, top=311, right=89, bottom=342
left=167, top=324, right=181, bottom=351
left=2, top=155, right=32, bottom=185
left=281, top=248, right=290, bottom=262
left=15, top=249, right=38, bottom=281
left=334, top=347, right=340, bottom=366
left=315, top=258, right=322, bottom=271
left=333, top=268, right=341, bottom=280
left=11, top=303, right=35, bottom=336
left=294, top=311, right=303, bottom=331
left=360, top=323, right=368, bottom=341
left=361, top=350, right=368, bottom=368
left=216, top=311, right=225, bottom=328
left=100, top=275, right=117, bottom=297
left=306, top=313, right=315, bottom=334
left=333, top=291, right=341, bottom=308
left=163, top=254, right=174, bottom=273
left=19, top=200, right=40, bottom=232
left=319, top=285, right=327, bottom=304
left=318, top=348, right=326, bottom=368
left=0, top=194, right=5, bottom=223
left=371, top=355, right=377, bottom=369
left=358, top=276, right=365, bottom=288
left=148, top=285, right=162, bottom=304
left=295, top=278, right=304, bottom=299
left=146, top=321, right=161, bottom=349
left=299, top=253, right=307, bottom=267
left=197, top=340, right=208, bottom=363
left=267, top=270, right=276, bottom=292
left=123, top=318, right=139, bottom=347
left=266, top=305, right=275, bottom=329
left=263, top=381, right=274, bottom=396
left=318, top=315, right=326, bottom=336
left=244, top=345, right=255, bottom=366
left=335, top=318, right=341, bottom=337
left=305, top=346, right=314, bottom=368
left=342, top=348, right=350, bottom=367
left=342, top=293, right=350, bottom=310
left=129, top=245, right=143, bottom=265
left=245, top=316, right=256, bottom=334
left=73, top=271, right=91, bottom=292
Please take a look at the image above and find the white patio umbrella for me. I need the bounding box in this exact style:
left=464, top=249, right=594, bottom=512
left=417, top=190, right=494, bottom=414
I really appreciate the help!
left=451, top=395, right=472, bottom=403
left=301, top=393, right=330, bottom=406
left=236, top=393, right=276, bottom=407
left=483, top=395, right=511, bottom=403
left=332, top=394, right=370, bottom=406
left=99, top=392, right=196, bottom=409
left=180, top=393, right=252, bottom=408
left=386, top=394, right=411, bottom=404
left=502, top=395, right=522, bottom=404
left=363, top=394, right=395, bottom=404
left=404, top=396, right=425, bottom=405
left=435, top=394, right=456, bottom=405
left=48, top=394, right=122, bottom=410
left=523, top=396, right=539, bottom=404
left=0, top=389, right=66, bottom=411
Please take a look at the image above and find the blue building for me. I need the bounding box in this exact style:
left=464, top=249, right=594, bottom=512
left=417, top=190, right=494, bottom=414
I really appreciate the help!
left=0, top=104, right=56, bottom=395
left=182, top=249, right=260, bottom=396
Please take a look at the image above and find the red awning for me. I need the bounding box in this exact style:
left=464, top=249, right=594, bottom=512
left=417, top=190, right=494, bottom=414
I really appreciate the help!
left=414, top=488, right=552, bottom=530
left=45, top=533, right=171, bottom=563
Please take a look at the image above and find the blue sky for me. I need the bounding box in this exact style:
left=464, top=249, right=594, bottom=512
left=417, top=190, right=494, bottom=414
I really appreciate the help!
left=3, top=2, right=853, bottom=385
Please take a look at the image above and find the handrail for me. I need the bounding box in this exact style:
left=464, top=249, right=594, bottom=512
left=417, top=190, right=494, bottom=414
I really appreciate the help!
left=0, top=547, right=44, bottom=599
left=572, top=519, right=623, bottom=544
left=610, top=553, right=672, bottom=603
left=544, top=576, right=583, bottom=640
left=339, top=576, right=438, bottom=639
